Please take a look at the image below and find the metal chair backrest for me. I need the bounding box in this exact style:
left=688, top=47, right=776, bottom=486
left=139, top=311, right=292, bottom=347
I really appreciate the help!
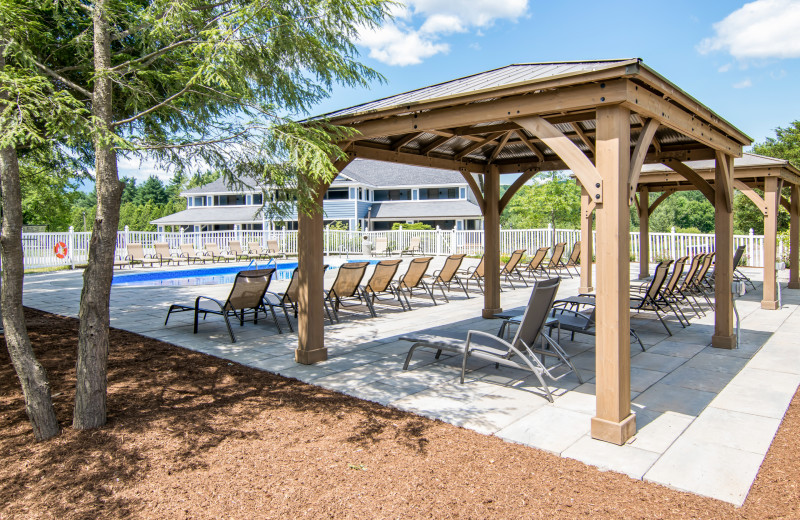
left=127, top=243, right=145, bottom=260
left=525, top=247, right=549, bottom=271
left=664, top=256, right=688, bottom=293
left=679, top=253, right=704, bottom=291
left=154, top=243, right=171, bottom=258
left=229, top=241, right=244, bottom=255
left=437, top=254, right=466, bottom=282
left=226, top=269, right=275, bottom=310
left=330, top=262, right=370, bottom=298
left=503, top=249, right=526, bottom=272
left=547, top=242, right=566, bottom=268
left=365, top=259, right=403, bottom=293
left=472, top=255, right=485, bottom=277
left=399, top=257, right=433, bottom=288
left=645, top=260, right=672, bottom=301
left=267, top=239, right=280, bottom=254
left=511, top=277, right=561, bottom=351
left=695, top=252, right=715, bottom=283
left=733, top=245, right=746, bottom=269
left=566, top=241, right=581, bottom=265
left=283, top=265, right=329, bottom=305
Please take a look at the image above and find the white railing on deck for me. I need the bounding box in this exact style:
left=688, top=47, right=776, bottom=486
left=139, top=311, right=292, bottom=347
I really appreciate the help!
left=16, top=224, right=776, bottom=270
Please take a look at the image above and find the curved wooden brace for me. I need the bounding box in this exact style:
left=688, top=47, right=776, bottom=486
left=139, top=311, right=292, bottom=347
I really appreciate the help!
left=499, top=170, right=538, bottom=212
left=661, top=159, right=715, bottom=205
left=648, top=188, right=676, bottom=213
left=459, top=168, right=485, bottom=214
left=733, top=179, right=767, bottom=215
left=781, top=195, right=791, bottom=213
left=628, top=118, right=659, bottom=205
left=513, top=116, right=602, bottom=203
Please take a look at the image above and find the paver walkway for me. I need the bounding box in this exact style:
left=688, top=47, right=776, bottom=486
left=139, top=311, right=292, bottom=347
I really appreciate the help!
left=22, top=257, right=800, bottom=505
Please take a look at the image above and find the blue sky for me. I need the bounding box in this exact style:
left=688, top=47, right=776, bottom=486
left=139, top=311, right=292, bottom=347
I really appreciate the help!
left=119, top=0, right=800, bottom=180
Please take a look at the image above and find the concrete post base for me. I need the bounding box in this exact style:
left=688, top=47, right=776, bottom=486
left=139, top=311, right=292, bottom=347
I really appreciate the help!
left=711, top=334, right=738, bottom=349
left=591, top=413, right=636, bottom=445
left=295, top=347, right=328, bottom=365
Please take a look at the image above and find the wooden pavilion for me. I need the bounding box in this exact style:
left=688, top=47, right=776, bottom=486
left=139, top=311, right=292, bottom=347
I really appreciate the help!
left=293, top=59, right=800, bottom=445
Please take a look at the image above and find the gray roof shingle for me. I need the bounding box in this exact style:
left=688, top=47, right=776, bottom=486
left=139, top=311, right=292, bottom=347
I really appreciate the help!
left=151, top=207, right=261, bottom=225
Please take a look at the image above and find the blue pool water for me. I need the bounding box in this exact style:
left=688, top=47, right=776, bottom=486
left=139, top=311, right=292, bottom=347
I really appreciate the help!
left=111, top=259, right=379, bottom=287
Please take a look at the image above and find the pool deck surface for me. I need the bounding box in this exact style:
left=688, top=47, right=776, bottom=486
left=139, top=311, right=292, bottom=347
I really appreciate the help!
left=22, top=256, right=800, bottom=506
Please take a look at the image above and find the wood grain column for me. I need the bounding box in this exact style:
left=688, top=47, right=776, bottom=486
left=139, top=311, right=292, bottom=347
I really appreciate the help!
left=789, top=185, right=800, bottom=290
left=296, top=179, right=327, bottom=364
left=579, top=186, right=594, bottom=293
left=638, top=187, right=650, bottom=279
left=762, top=177, right=780, bottom=309
left=591, top=105, right=635, bottom=445
left=712, top=154, right=737, bottom=349
left=482, top=165, right=502, bottom=318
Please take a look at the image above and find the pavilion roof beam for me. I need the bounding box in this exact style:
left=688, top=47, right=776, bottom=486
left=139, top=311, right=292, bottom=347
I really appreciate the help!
left=348, top=143, right=487, bottom=174
left=513, top=130, right=545, bottom=161
left=349, top=80, right=628, bottom=140
left=661, top=158, right=716, bottom=204
left=513, top=115, right=603, bottom=203
left=623, top=82, right=743, bottom=157
left=390, top=132, right=423, bottom=151
left=571, top=122, right=596, bottom=155
left=454, top=132, right=504, bottom=160
left=488, top=131, right=513, bottom=163
left=420, top=135, right=455, bottom=155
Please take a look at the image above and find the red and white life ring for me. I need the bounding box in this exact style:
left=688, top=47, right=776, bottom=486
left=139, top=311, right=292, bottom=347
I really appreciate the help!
left=54, top=242, right=68, bottom=259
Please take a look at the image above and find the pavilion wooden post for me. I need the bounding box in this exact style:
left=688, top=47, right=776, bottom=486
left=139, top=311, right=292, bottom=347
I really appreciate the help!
left=482, top=165, right=502, bottom=318
left=295, top=178, right=328, bottom=365
left=591, top=105, right=635, bottom=445
left=762, top=177, right=781, bottom=309
left=712, top=154, right=737, bottom=349
left=638, top=187, right=650, bottom=279
left=579, top=186, right=594, bottom=293
left=790, top=185, right=800, bottom=290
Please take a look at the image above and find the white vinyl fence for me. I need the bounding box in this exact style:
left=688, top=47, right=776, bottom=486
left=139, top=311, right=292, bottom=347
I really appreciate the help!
left=17, top=225, right=779, bottom=270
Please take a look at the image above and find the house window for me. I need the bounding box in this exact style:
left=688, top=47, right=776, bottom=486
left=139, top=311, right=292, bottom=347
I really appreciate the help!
left=419, top=188, right=458, bottom=200
left=373, top=189, right=411, bottom=201
left=358, top=187, right=363, bottom=200
left=324, top=188, right=349, bottom=200
left=213, top=195, right=246, bottom=206
left=187, top=198, right=193, bottom=207
left=253, top=193, right=263, bottom=205
left=460, top=187, right=466, bottom=199
left=193, top=196, right=206, bottom=206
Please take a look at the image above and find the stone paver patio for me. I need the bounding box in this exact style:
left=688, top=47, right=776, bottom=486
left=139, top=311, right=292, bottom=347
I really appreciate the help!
left=22, top=257, right=800, bottom=506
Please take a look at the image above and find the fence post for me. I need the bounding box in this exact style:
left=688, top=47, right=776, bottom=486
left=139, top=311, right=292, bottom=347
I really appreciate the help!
left=179, top=227, right=185, bottom=249
left=435, top=226, right=441, bottom=256
left=748, top=228, right=755, bottom=267
left=324, top=224, right=330, bottom=255
left=450, top=229, right=457, bottom=254
left=124, top=225, right=130, bottom=248
left=282, top=226, right=287, bottom=253
left=669, top=226, right=676, bottom=260
left=68, top=226, right=75, bottom=269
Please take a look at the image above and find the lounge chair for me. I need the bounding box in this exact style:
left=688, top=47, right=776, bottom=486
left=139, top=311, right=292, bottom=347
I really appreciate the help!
left=266, top=239, right=286, bottom=258
left=545, top=300, right=646, bottom=351
left=458, top=256, right=496, bottom=294
left=689, top=253, right=716, bottom=308
left=655, top=255, right=691, bottom=326
left=154, top=242, right=183, bottom=265
left=227, top=241, right=250, bottom=261
left=542, top=242, right=569, bottom=278
left=674, top=254, right=706, bottom=317
left=362, top=259, right=408, bottom=311
left=392, top=256, right=440, bottom=308
left=400, top=277, right=583, bottom=403
left=113, top=255, right=133, bottom=269
left=373, top=236, right=389, bottom=256
left=401, top=236, right=422, bottom=256
left=562, top=242, right=581, bottom=277
left=426, top=254, right=470, bottom=300
left=247, top=241, right=272, bottom=260
left=500, top=249, right=528, bottom=288
left=325, top=262, right=375, bottom=322
left=126, top=243, right=164, bottom=267
left=164, top=268, right=282, bottom=341
left=264, top=265, right=335, bottom=331
left=179, top=243, right=212, bottom=264
left=519, top=247, right=549, bottom=279
left=204, top=242, right=234, bottom=262
left=732, top=245, right=756, bottom=290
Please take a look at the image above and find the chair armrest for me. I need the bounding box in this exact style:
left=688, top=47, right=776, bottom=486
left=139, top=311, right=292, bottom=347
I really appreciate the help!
left=195, top=295, right=226, bottom=312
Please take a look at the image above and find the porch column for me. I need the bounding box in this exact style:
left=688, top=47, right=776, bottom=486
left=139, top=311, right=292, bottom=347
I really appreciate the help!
left=482, top=165, right=502, bottom=318
left=591, top=105, right=635, bottom=445
left=762, top=177, right=780, bottom=309
left=789, top=184, right=800, bottom=290
left=579, top=186, right=594, bottom=293
left=638, top=186, right=650, bottom=279
left=296, top=178, right=327, bottom=364
left=712, top=154, right=736, bottom=349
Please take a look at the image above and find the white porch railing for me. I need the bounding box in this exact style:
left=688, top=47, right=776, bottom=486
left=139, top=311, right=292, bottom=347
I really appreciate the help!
left=17, top=225, right=777, bottom=270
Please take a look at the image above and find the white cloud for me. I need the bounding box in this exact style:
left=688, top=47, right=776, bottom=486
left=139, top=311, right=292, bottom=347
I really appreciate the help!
left=698, top=0, right=800, bottom=60
left=358, top=0, right=528, bottom=66
left=733, top=78, right=753, bottom=88
left=117, top=155, right=171, bottom=182
left=717, top=63, right=732, bottom=73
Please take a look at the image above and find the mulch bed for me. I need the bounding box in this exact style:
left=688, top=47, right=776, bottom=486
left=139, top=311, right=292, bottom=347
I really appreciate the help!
left=1, top=308, right=799, bottom=519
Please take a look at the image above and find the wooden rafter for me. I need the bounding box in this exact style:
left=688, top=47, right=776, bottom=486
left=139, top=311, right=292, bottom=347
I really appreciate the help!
left=513, top=115, right=603, bottom=203
left=420, top=135, right=454, bottom=155
left=349, top=144, right=485, bottom=174
left=661, top=159, right=715, bottom=205
left=628, top=118, right=660, bottom=204
left=459, top=169, right=485, bottom=214
left=648, top=188, right=676, bottom=213
left=513, top=130, right=545, bottom=161
left=571, top=122, right=595, bottom=155
left=488, top=131, right=512, bottom=163
left=499, top=170, right=537, bottom=212
left=390, top=132, right=423, bottom=151
left=454, top=132, right=504, bottom=160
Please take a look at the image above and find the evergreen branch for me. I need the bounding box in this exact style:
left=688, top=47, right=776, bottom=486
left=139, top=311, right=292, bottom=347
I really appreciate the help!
left=31, top=59, right=91, bottom=99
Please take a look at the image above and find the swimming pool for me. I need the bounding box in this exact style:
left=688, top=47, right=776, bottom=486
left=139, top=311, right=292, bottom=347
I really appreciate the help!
left=111, top=259, right=379, bottom=287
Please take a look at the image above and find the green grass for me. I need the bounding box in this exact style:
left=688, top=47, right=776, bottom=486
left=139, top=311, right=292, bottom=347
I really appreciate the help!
left=24, top=265, right=73, bottom=274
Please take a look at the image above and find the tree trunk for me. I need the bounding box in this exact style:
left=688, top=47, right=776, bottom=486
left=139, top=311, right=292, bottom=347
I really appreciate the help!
left=0, top=144, right=61, bottom=440
left=73, top=0, right=123, bottom=429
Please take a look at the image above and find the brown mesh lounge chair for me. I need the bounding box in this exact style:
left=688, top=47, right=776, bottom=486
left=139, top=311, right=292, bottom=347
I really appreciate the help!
left=227, top=241, right=249, bottom=261
left=264, top=265, right=334, bottom=331
left=154, top=242, right=182, bottom=265
left=401, top=236, right=422, bottom=256
left=164, top=268, right=282, bottom=341
left=519, top=247, right=549, bottom=279
left=458, top=255, right=495, bottom=294
left=691, top=252, right=716, bottom=308
left=180, top=243, right=212, bottom=264
left=325, top=262, right=375, bottom=322
left=542, top=242, right=569, bottom=278
left=562, top=242, right=581, bottom=277
left=247, top=241, right=272, bottom=260
left=400, top=277, right=583, bottom=403
left=204, top=242, right=234, bottom=262
left=732, top=245, right=755, bottom=290
left=545, top=300, right=646, bottom=351
left=500, top=249, right=528, bottom=288
left=266, top=239, right=286, bottom=258
left=392, top=256, right=439, bottom=308
left=126, top=243, right=164, bottom=267
left=426, top=254, right=470, bottom=300
left=373, top=237, right=389, bottom=256
left=362, top=259, right=408, bottom=311
left=675, top=253, right=706, bottom=317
